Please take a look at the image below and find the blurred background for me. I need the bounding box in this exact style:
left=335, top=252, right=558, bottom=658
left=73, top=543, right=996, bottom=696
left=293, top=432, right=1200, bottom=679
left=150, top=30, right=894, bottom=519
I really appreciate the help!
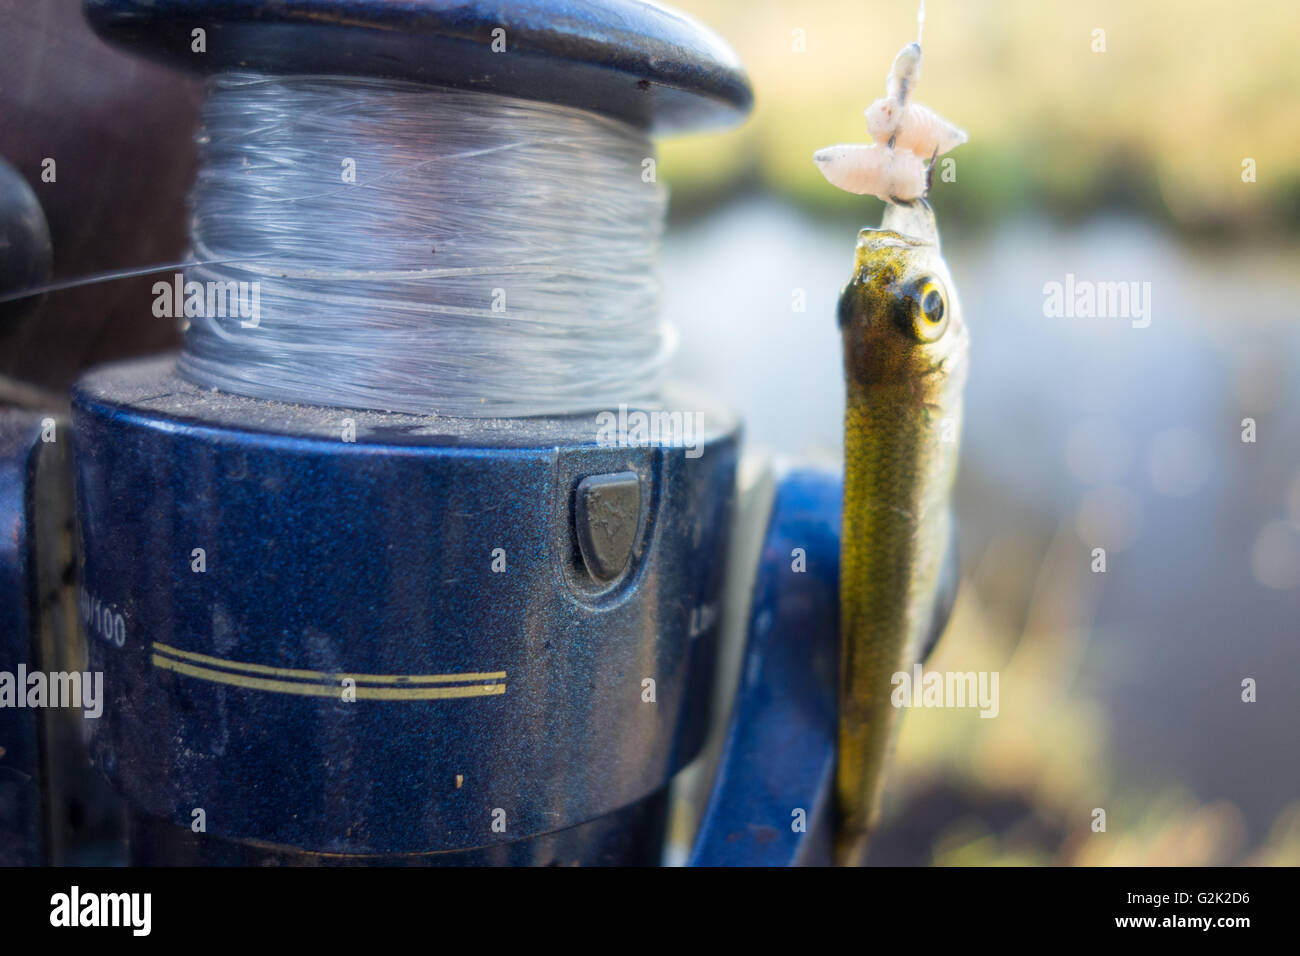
left=663, top=0, right=1300, bottom=864
left=2, top=0, right=1297, bottom=866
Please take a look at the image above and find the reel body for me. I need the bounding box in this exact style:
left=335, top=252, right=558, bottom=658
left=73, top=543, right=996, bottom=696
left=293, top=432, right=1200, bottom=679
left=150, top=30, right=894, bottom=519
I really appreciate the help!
left=73, top=359, right=738, bottom=862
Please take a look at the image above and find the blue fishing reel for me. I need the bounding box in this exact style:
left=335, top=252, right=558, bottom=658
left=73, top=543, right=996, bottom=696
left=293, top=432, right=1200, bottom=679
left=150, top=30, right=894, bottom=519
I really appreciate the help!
left=72, top=359, right=743, bottom=862
left=0, top=0, right=871, bottom=867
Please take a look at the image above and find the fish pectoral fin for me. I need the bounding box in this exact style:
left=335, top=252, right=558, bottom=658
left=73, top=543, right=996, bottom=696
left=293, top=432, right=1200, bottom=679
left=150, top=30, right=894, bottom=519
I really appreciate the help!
left=917, top=517, right=960, bottom=665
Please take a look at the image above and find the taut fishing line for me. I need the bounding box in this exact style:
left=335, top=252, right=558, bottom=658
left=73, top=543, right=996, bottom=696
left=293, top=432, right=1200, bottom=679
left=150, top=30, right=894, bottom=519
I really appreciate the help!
left=180, top=73, right=669, bottom=417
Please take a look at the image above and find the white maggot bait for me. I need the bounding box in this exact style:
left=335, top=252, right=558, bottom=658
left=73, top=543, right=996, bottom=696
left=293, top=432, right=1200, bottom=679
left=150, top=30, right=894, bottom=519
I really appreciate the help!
left=812, top=143, right=927, bottom=202
left=865, top=96, right=967, bottom=158
left=885, top=42, right=923, bottom=104
left=813, top=0, right=964, bottom=204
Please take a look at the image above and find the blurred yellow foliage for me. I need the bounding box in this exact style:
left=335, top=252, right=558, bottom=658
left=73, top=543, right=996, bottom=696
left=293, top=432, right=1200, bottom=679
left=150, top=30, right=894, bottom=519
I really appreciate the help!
left=663, top=0, right=1300, bottom=229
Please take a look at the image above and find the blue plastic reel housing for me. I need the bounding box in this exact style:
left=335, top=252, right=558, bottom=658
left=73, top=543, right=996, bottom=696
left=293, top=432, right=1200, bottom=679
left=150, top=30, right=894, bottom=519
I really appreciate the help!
left=72, top=358, right=739, bottom=860
left=70, top=0, right=755, bottom=864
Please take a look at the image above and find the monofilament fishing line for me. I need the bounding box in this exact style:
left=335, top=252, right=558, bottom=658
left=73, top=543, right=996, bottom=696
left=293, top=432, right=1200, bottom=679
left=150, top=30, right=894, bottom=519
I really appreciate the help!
left=180, top=73, right=669, bottom=417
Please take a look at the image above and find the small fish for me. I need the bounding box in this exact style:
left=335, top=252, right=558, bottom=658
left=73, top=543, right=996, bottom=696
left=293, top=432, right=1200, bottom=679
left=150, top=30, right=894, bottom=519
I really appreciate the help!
left=865, top=97, right=968, bottom=159
left=834, top=201, right=969, bottom=865
left=813, top=143, right=928, bottom=203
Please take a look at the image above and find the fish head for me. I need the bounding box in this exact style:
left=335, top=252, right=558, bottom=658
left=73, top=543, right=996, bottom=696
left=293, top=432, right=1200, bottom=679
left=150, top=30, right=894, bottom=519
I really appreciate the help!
left=837, top=202, right=968, bottom=398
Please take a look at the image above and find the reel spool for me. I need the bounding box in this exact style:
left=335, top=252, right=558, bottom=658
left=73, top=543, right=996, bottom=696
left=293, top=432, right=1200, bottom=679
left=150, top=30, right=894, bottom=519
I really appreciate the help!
left=73, top=0, right=751, bottom=863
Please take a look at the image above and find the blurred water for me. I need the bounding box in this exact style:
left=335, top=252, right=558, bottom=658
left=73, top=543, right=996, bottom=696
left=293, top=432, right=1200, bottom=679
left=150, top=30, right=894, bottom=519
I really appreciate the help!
left=664, top=199, right=1300, bottom=843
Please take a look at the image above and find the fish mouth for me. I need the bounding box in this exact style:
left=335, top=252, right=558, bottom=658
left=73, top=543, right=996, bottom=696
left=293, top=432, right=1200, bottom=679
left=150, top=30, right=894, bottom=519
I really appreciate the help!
left=855, top=229, right=929, bottom=250
left=852, top=230, right=933, bottom=282
left=877, top=199, right=940, bottom=248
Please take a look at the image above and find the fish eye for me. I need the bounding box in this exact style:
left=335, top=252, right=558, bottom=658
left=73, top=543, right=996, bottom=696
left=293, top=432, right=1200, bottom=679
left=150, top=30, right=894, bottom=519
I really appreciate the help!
left=903, top=277, right=948, bottom=342
left=922, top=288, right=944, bottom=323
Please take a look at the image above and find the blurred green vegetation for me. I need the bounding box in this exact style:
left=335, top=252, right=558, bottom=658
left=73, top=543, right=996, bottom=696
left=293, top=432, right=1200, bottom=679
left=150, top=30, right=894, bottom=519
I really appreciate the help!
left=661, top=0, right=1300, bottom=235
left=874, top=514, right=1300, bottom=866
